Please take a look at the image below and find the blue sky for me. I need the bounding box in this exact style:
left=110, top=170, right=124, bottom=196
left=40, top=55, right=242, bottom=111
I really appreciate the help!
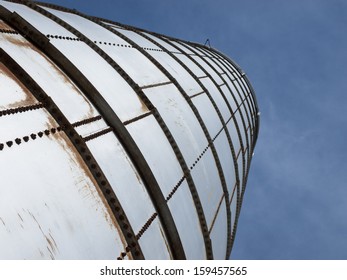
left=41, top=0, right=347, bottom=259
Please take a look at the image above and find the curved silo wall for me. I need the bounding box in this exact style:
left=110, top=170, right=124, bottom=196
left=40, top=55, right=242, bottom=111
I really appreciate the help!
left=0, top=0, right=259, bottom=260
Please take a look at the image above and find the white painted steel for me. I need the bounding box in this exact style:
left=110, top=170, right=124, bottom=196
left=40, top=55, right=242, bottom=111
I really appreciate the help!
left=2, top=4, right=151, bottom=123
left=85, top=132, right=156, bottom=235
left=190, top=148, right=224, bottom=227
left=42, top=7, right=170, bottom=87
left=0, top=0, right=258, bottom=260
left=176, top=42, right=224, bottom=85
left=144, top=84, right=208, bottom=167
left=0, top=113, right=124, bottom=259
left=74, top=118, right=109, bottom=139
left=210, top=199, right=228, bottom=259
left=191, top=92, right=223, bottom=138
left=167, top=180, right=206, bottom=259
left=0, top=32, right=98, bottom=123
left=1, top=2, right=78, bottom=38
left=127, top=115, right=183, bottom=197
left=200, top=78, right=232, bottom=121
left=214, top=130, right=237, bottom=196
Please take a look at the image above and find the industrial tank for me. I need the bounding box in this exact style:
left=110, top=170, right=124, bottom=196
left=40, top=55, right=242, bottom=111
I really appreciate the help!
left=0, top=0, right=259, bottom=259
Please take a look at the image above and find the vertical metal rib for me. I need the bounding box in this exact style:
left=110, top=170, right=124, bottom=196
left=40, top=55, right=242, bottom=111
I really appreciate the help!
left=155, top=38, right=247, bottom=255
left=19, top=0, right=186, bottom=260
left=0, top=6, right=143, bottom=259
left=193, top=46, right=253, bottom=196
left=30, top=2, right=213, bottom=259
left=202, top=45, right=260, bottom=151
left=198, top=46, right=255, bottom=140
left=0, top=47, right=144, bottom=260
left=106, top=26, right=238, bottom=259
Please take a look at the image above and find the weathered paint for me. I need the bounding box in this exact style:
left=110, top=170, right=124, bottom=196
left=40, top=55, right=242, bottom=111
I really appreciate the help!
left=0, top=0, right=259, bottom=259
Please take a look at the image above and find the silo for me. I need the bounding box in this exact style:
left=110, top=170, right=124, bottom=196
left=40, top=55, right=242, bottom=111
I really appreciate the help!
left=0, top=0, right=259, bottom=259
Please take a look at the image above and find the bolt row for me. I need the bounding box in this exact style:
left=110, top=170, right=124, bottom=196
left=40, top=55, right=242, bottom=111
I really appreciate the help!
left=0, top=28, right=18, bottom=34
left=72, top=115, right=102, bottom=128
left=83, top=127, right=113, bottom=142
left=0, top=103, right=44, bottom=117
left=46, top=33, right=166, bottom=52
left=0, top=126, right=60, bottom=151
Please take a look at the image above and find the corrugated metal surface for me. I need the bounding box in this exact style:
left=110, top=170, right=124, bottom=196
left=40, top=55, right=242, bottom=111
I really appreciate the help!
left=0, top=0, right=259, bottom=259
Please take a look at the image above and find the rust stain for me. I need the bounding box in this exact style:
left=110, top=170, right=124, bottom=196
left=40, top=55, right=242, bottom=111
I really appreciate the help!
left=47, top=124, right=121, bottom=233
left=45, top=235, right=56, bottom=254
left=3, top=31, right=96, bottom=118
left=0, top=20, right=14, bottom=31
left=5, top=34, right=38, bottom=51
left=0, top=62, right=37, bottom=108
left=28, top=210, right=59, bottom=257
left=136, top=95, right=149, bottom=113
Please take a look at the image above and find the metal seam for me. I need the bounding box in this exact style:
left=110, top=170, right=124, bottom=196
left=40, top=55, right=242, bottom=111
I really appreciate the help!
left=83, top=127, right=113, bottom=142
left=177, top=41, right=250, bottom=165
left=171, top=41, right=249, bottom=256
left=203, top=47, right=260, bottom=234
left=0, top=5, right=144, bottom=260
left=199, top=47, right=256, bottom=141
left=142, top=36, right=239, bottom=257
left=0, top=47, right=143, bottom=260
left=21, top=1, right=186, bottom=260
left=0, top=103, right=44, bottom=116
left=69, top=9, right=212, bottom=260
left=132, top=99, right=241, bottom=259
left=4, top=0, right=260, bottom=260
left=97, top=22, right=233, bottom=259
left=123, top=111, right=153, bottom=126
left=116, top=26, right=234, bottom=261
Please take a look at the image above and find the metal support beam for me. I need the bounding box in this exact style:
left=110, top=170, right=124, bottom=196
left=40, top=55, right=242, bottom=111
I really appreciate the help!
left=19, top=0, right=186, bottom=260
